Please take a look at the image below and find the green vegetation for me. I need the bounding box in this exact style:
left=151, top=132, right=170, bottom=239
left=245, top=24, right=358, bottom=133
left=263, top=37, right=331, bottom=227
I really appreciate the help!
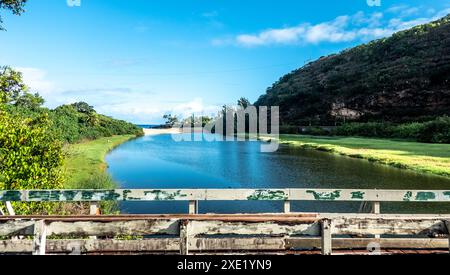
left=278, top=135, right=450, bottom=178
left=0, top=66, right=143, bottom=214
left=255, top=14, right=450, bottom=125
left=297, top=116, right=450, bottom=143
left=335, top=117, right=450, bottom=143
left=64, top=135, right=136, bottom=188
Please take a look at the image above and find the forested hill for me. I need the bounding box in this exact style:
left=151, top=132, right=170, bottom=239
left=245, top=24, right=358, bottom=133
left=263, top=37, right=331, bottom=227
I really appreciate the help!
left=254, top=14, right=450, bottom=125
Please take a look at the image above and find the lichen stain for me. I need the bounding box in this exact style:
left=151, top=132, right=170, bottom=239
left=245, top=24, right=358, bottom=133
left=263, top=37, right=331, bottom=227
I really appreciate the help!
left=403, top=191, right=413, bottom=201
left=306, top=190, right=341, bottom=201
left=0, top=191, right=21, bottom=201
left=247, top=190, right=287, bottom=200
left=144, top=190, right=187, bottom=201
left=415, top=192, right=436, bottom=201
left=351, top=191, right=365, bottom=200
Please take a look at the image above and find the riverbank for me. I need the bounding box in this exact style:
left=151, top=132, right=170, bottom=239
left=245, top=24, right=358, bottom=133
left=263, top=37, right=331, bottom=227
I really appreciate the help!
left=278, top=135, right=450, bottom=178
left=63, top=135, right=137, bottom=189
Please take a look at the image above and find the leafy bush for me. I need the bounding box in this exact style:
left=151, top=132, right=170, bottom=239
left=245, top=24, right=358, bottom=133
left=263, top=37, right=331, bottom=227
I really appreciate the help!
left=302, top=127, right=331, bottom=136
left=331, top=117, right=450, bottom=143
left=335, top=122, right=395, bottom=137
left=280, top=125, right=300, bottom=134
left=0, top=108, right=64, bottom=214
left=50, top=103, right=143, bottom=143
left=417, top=116, right=450, bottom=143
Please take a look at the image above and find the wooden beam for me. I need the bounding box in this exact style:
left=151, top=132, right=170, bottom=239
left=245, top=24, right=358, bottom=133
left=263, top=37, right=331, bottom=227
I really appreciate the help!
left=284, top=201, right=291, bottom=213
left=321, top=219, right=332, bottom=255
left=89, top=203, right=99, bottom=215
left=446, top=220, right=450, bottom=254
left=188, top=220, right=320, bottom=237
left=32, top=220, right=47, bottom=255
left=372, top=202, right=380, bottom=214
left=180, top=220, right=189, bottom=255
left=1, top=237, right=449, bottom=254
left=189, top=200, right=198, bottom=215
left=332, top=217, right=447, bottom=236
left=5, top=202, right=15, bottom=216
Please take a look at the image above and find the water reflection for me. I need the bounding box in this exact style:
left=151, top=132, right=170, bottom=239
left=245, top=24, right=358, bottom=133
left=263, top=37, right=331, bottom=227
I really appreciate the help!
left=106, top=134, right=450, bottom=214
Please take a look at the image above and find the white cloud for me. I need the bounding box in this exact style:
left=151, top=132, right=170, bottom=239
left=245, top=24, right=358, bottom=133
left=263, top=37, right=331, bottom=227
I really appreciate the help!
left=216, top=7, right=450, bottom=47
left=15, top=67, right=55, bottom=95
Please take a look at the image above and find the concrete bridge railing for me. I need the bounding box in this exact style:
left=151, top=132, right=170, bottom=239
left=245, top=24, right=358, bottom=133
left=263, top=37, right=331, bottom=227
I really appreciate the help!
left=1, top=188, right=450, bottom=214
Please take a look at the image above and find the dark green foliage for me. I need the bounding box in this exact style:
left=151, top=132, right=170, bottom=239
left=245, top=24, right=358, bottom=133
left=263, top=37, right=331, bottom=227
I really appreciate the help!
left=417, top=116, right=450, bottom=143
left=330, top=117, right=450, bottom=143
left=254, top=14, right=450, bottom=126
left=50, top=104, right=143, bottom=143
left=0, top=108, right=65, bottom=214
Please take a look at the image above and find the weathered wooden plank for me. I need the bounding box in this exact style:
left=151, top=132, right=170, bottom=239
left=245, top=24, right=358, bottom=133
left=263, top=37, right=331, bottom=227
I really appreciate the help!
left=46, top=220, right=180, bottom=237
left=285, top=238, right=450, bottom=250
left=2, top=215, right=449, bottom=237
left=1, top=238, right=448, bottom=254
left=0, top=214, right=320, bottom=222
left=188, top=220, right=321, bottom=237
left=0, top=220, right=36, bottom=236
left=2, top=189, right=450, bottom=202
left=332, top=217, right=447, bottom=236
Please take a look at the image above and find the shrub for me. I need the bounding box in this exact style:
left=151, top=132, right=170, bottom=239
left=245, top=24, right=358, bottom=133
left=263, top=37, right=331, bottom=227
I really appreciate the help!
left=0, top=108, right=64, bottom=214
left=417, top=116, right=450, bottom=143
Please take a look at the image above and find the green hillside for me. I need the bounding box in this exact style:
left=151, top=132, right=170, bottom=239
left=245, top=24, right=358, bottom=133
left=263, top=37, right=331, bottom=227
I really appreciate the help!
left=255, top=14, right=450, bottom=126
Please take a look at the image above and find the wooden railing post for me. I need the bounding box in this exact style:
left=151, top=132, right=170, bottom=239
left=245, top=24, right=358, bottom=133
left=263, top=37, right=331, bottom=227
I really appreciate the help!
left=321, top=219, right=332, bottom=255
left=33, top=220, right=47, bottom=255
left=372, top=202, right=380, bottom=214
left=90, top=202, right=100, bottom=215
left=180, top=220, right=190, bottom=255
left=284, top=200, right=291, bottom=213
left=5, top=202, right=15, bottom=216
left=446, top=221, right=450, bottom=254
left=189, top=200, right=198, bottom=214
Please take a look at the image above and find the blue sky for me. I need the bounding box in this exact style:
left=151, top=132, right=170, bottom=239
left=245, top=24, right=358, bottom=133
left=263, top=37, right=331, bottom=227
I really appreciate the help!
left=1, top=0, right=449, bottom=123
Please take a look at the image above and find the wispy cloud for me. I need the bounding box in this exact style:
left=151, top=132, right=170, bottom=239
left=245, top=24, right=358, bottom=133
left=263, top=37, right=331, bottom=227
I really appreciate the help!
left=15, top=67, right=55, bottom=95
left=214, top=6, right=450, bottom=47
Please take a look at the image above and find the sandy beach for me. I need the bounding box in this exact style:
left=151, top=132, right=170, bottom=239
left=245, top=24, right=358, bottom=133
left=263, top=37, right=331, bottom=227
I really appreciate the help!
left=142, top=128, right=182, bottom=136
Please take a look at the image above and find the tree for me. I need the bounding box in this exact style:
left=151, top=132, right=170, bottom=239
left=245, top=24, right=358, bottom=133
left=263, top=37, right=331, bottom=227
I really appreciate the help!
left=237, top=97, right=251, bottom=109
left=0, top=66, right=44, bottom=109
left=0, top=0, right=27, bottom=31
left=71, top=102, right=95, bottom=114
left=163, top=114, right=179, bottom=127
left=0, top=66, right=26, bottom=103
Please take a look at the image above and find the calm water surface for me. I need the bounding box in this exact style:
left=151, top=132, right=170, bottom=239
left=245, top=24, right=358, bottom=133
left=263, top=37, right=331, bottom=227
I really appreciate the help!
left=106, top=134, right=450, bottom=214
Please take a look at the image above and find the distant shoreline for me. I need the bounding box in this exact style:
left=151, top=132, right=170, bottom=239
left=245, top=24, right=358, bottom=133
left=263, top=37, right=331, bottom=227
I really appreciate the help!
left=143, top=128, right=182, bottom=136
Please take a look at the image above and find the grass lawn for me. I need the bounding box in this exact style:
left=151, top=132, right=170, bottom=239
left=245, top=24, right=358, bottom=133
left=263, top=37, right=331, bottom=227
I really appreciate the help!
left=279, top=135, right=450, bottom=178
left=63, top=135, right=136, bottom=189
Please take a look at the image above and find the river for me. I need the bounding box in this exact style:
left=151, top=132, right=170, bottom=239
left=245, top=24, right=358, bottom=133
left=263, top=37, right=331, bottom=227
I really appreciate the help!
left=106, top=133, right=450, bottom=214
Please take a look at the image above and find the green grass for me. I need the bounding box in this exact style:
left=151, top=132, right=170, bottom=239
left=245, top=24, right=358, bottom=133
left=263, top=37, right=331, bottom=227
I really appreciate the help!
left=278, top=135, right=450, bottom=178
left=63, top=135, right=136, bottom=189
